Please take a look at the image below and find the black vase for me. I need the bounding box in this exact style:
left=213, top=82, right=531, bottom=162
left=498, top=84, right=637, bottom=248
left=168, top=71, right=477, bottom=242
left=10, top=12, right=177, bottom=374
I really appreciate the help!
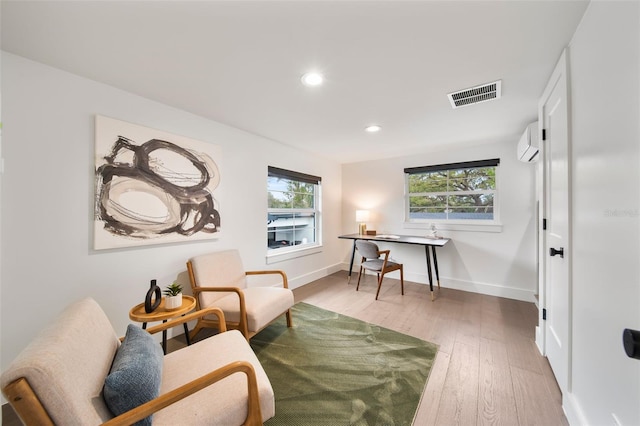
left=144, top=279, right=161, bottom=313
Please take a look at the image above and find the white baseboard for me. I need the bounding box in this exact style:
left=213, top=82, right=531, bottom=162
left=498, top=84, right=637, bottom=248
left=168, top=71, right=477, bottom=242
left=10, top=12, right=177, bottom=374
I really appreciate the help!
left=435, top=277, right=535, bottom=302
left=535, top=326, right=544, bottom=355
left=563, top=391, right=588, bottom=426
left=269, top=261, right=535, bottom=302
left=288, top=262, right=344, bottom=290
left=339, top=262, right=536, bottom=303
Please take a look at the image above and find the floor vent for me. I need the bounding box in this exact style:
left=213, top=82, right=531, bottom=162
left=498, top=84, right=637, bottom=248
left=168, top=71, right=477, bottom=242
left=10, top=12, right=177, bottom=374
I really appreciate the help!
left=448, top=80, right=502, bottom=109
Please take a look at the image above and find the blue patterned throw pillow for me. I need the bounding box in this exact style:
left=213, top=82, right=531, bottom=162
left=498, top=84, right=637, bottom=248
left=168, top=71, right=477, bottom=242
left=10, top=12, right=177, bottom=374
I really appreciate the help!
left=103, top=324, right=163, bottom=426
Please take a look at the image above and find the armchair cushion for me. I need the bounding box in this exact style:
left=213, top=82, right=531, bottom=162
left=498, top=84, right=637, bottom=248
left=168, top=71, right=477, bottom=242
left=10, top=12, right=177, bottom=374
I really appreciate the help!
left=212, top=287, right=294, bottom=332
left=103, top=324, right=163, bottom=425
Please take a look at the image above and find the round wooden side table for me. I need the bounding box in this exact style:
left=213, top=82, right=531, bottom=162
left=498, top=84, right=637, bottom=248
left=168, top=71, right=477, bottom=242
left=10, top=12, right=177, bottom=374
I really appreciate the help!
left=129, top=295, right=196, bottom=354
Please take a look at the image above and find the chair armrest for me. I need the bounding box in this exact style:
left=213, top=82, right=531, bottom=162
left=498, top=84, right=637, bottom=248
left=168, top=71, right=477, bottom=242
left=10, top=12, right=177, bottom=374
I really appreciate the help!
left=145, top=307, right=228, bottom=335
left=2, top=378, right=55, bottom=426
left=102, top=360, right=263, bottom=426
left=192, top=286, right=244, bottom=296
left=190, top=287, right=249, bottom=337
left=377, top=250, right=391, bottom=268
left=191, top=286, right=246, bottom=311
left=245, top=270, right=289, bottom=289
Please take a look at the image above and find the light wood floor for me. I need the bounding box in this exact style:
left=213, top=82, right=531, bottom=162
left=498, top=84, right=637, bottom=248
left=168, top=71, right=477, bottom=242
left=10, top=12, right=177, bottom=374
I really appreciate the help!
left=2, top=271, right=567, bottom=425
left=293, top=271, right=568, bottom=426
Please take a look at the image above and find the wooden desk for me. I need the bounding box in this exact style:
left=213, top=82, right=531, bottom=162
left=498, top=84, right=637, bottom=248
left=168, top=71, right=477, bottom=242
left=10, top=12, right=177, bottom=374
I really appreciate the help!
left=129, top=295, right=196, bottom=353
left=339, top=233, right=450, bottom=301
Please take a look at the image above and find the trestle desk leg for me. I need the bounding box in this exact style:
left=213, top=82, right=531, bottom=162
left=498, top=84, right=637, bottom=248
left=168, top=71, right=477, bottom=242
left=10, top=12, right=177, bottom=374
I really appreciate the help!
left=432, top=246, right=441, bottom=289
left=425, top=246, right=434, bottom=301
left=347, top=239, right=357, bottom=284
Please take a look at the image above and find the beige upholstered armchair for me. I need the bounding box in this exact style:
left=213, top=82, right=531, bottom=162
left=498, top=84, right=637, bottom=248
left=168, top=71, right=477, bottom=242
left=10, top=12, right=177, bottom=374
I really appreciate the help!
left=187, top=250, right=294, bottom=340
left=1, top=297, right=274, bottom=425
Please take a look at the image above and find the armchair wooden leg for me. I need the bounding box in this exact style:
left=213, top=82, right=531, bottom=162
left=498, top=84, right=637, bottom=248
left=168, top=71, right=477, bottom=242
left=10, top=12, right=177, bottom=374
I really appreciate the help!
left=356, top=266, right=364, bottom=291
left=400, top=266, right=404, bottom=295
left=189, top=321, right=204, bottom=341
left=286, top=309, right=293, bottom=328
left=240, top=322, right=250, bottom=341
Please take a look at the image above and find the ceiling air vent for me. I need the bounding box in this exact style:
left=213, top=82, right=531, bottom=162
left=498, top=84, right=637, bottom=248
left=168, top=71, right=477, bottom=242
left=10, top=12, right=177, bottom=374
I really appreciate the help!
left=448, top=80, right=502, bottom=109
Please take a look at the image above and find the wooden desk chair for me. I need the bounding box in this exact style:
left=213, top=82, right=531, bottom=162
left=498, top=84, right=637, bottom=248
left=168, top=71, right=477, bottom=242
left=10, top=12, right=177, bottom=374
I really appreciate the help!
left=355, top=240, right=404, bottom=300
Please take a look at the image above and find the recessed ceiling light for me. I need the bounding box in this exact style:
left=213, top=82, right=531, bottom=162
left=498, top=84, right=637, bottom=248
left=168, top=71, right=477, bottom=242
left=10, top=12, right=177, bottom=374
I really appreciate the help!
left=301, top=72, right=324, bottom=87
left=365, top=125, right=382, bottom=133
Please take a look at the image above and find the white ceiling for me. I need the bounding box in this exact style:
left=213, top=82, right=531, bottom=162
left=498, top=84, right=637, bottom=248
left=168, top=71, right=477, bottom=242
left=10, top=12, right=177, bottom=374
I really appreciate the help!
left=1, top=1, right=589, bottom=164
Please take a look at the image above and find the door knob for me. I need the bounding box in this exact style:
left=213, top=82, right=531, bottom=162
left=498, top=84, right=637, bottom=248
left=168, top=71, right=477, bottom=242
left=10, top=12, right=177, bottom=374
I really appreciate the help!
left=549, top=247, right=564, bottom=258
left=623, top=329, right=640, bottom=360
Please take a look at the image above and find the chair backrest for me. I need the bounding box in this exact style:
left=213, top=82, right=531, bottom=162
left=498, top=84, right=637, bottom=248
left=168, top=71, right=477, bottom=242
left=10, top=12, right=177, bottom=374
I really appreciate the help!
left=355, top=240, right=381, bottom=260
left=188, top=249, right=248, bottom=307
left=0, top=297, right=120, bottom=425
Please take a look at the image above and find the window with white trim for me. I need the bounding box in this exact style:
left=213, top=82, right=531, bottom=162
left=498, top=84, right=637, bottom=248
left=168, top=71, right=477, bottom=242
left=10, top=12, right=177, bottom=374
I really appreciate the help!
left=405, top=159, right=499, bottom=223
left=267, top=166, right=321, bottom=252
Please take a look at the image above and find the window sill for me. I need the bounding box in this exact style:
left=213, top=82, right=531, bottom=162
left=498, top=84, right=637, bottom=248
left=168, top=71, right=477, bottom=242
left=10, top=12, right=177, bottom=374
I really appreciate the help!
left=403, top=221, right=502, bottom=233
left=266, top=244, right=322, bottom=264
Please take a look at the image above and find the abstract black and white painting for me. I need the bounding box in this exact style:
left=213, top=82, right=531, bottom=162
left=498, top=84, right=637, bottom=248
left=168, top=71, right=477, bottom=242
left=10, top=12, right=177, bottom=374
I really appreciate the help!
left=94, top=115, right=221, bottom=250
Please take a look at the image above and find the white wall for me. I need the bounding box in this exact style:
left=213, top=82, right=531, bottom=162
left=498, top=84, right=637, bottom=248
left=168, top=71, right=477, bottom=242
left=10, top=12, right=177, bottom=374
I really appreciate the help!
left=0, top=52, right=343, bottom=373
left=0, top=48, right=3, bottom=424
left=564, top=2, right=640, bottom=425
left=341, top=138, right=538, bottom=301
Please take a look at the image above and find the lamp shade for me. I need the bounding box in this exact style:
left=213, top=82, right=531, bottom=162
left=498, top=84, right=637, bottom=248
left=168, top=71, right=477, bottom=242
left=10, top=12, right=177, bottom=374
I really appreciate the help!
left=355, top=210, right=370, bottom=222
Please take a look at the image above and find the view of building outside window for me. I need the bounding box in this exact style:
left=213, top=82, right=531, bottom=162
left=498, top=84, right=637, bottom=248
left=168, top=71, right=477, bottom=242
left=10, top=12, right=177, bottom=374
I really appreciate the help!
left=406, top=161, right=497, bottom=221
left=267, top=167, right=320, bottom=251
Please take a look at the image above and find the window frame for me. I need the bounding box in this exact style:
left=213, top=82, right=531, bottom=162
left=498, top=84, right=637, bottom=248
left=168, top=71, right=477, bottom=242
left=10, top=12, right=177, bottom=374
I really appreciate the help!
left=266, top=166, right=322, bottom=262
left=403, top=159, right=502, bottom=233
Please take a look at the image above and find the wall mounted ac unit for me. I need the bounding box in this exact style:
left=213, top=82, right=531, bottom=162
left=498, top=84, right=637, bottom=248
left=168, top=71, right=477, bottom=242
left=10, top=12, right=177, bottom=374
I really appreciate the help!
left=517, top=121, right=539, bottom=162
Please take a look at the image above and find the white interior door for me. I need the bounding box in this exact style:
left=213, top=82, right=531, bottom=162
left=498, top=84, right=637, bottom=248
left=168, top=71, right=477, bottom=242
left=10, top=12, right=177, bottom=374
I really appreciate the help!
left=540, top=50, right=571, bottom=394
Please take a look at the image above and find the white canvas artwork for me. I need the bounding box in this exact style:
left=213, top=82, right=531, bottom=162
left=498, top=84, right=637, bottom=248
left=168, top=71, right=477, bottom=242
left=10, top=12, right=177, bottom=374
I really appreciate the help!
left=94, top=115, right=221, bottom=250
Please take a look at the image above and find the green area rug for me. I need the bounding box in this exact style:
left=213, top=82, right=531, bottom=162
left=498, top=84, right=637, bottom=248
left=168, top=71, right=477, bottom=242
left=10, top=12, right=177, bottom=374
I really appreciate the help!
left=250, top=302, right=438, bottom=426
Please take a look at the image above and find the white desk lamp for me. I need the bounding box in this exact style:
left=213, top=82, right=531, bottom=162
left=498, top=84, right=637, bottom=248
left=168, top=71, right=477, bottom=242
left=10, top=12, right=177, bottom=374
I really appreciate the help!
left=355, top=210, right=370, bottom=235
